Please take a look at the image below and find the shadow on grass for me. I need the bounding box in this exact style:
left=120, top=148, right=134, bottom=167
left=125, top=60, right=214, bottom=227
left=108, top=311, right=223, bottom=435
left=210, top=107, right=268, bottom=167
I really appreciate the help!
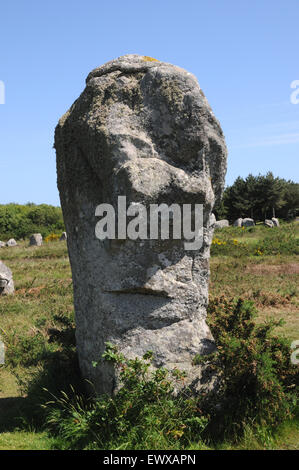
left=0, top=325, right=85, bottom=434
left=0, top=397, right=28, bottom=432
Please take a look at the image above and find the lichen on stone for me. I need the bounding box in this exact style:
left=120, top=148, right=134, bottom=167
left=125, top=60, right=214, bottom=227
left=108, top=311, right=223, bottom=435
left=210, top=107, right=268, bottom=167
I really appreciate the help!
left=143, top=56, right=159, bottom=62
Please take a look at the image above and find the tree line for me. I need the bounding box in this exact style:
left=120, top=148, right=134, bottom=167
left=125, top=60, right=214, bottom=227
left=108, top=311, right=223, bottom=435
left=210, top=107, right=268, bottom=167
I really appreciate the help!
left=214, top=172, right=299, bottom=222
left=0, top=174, right=298, bottom=240
left=0, top=203, right=65, bottom=240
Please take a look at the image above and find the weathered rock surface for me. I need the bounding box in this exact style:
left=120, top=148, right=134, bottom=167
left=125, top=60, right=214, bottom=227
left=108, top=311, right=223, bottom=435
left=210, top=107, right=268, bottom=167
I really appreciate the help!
left=214, top=219, right=229, bottom=229
left=6, top=239, right=17, bottom=247
left=0, top=261, right=14, bottom=295
left=272, top=217, right=280, bottom=227
left=60, top=232, right=67, bottom=241
left=0, top=242, right=5, bottom=248
left=233, top=218, right=243, bottom=227
left=55, top=54, right=227, bottom=395
left=242, top=218, right=255, bottom=227
left=29, top=233, right=43, bottom=246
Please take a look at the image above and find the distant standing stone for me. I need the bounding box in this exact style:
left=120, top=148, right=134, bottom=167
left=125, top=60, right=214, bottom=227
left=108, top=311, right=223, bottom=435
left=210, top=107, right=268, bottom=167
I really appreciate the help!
left=233, top=218, right=243, bottom=227
left=0, top=261, right=14, bottom=295
left=6, top=239, right=17, bottom=247
left=242, top=218, right=255, bottom=227
left=209, top=213, right=216, bottom=228
left=29, top=233, right=43, bottom=246
left=272, top=217, right=280, bottom=227
left=60, top=232, right=67, bottom=241
left=264, top=219, right=274, bottom=228
left=214, top=220, right=229, bottom=229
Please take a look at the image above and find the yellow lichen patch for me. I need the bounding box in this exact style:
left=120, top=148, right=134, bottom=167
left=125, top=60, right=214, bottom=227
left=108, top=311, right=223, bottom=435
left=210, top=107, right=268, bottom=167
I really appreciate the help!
left=142, top=56, right=159, bottom=62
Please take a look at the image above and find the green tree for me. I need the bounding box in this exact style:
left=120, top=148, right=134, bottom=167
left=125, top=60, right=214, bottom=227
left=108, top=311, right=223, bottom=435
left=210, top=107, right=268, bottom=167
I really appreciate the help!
left=0, top=203, right=65, bottom=239
left=218, top=173, right=298, bottom=222
left=256, top=173, right=285, bottom=219
left=279, top=181, right=299, bottom=219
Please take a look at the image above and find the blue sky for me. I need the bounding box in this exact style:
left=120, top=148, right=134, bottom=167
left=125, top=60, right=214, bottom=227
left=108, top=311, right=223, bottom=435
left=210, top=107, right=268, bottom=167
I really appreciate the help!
left=0, top=0, right=298, bottom=206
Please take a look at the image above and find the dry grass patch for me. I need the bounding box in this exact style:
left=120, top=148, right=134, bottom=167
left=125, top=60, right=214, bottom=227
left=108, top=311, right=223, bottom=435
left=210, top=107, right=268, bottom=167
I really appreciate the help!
left=246, top=263, right=299, bottom=275
left=255, top=306, right=299, bottom=342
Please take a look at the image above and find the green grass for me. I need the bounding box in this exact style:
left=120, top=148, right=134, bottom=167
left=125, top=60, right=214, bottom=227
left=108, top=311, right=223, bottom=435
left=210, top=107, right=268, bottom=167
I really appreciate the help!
left=0, top=431, right=54, bottom=450
left=0, top=225, right=298, bottom=450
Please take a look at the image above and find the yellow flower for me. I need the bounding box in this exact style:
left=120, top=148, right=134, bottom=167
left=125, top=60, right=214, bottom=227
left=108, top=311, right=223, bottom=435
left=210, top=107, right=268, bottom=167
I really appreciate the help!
left=45, top=233, right=60, bottom=243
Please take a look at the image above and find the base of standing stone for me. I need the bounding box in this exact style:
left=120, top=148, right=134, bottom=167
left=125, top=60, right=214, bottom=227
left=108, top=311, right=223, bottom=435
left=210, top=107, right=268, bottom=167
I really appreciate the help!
left=0, top=261, right=14, bottom=295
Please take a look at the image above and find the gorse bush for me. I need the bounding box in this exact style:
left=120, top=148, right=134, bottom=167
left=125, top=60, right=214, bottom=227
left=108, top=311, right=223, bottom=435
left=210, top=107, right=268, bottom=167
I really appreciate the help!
left=45, top=233, right=60, bottom=243
left=256, top=225, right=299, bottom=255
left=211, top=224, right=299, bottom=257
left=211, top=236, right=250, bottom=257
left=198, top=297, right=299, bottom=437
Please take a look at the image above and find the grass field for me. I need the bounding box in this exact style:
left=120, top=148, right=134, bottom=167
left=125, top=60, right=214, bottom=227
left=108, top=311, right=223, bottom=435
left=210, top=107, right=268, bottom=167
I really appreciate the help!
left=0, top=223, right=298, bottom=450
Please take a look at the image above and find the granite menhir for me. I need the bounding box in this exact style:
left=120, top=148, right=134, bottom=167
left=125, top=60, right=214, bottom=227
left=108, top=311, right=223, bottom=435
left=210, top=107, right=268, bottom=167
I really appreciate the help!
left=55, top=55, right=227, bottom=395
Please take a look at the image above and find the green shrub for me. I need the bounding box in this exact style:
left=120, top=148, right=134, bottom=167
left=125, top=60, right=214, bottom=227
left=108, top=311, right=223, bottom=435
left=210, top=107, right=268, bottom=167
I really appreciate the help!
left=211, top=236, right=250, bottom=257
left=42, top=301, right=299, bottom=449
left=0, top=203, right=65, bottom=240
left=5, top=331, right=52, bottom=368
left=4, top=311, right=81, bottom=428
left=198, top=297, right=299, bottom=437
left=45, top=233, right=60, bottom=243
left=43, top=345, right=208, bottom=450
left=211, top=224, right=299, bottom=257
left=13, top=293, right=297, bottom=449
left=254, top=225, right=299, bottom=255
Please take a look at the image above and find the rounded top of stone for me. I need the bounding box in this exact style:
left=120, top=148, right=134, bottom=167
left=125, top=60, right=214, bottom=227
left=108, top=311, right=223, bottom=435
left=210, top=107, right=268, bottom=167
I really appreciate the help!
left=86, top=54, right=194, bottom=83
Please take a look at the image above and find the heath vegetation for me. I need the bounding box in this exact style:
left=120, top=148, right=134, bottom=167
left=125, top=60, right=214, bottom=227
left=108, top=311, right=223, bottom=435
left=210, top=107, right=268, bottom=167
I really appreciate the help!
left=0, top=221, right=298, bottom=450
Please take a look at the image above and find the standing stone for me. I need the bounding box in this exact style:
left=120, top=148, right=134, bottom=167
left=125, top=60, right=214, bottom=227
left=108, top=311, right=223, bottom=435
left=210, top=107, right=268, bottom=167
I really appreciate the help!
left=233, top=218, right=243, bottom=227
left=6, top=239, right=17, bottom=247
left=214, top=219, right=229, bottom=229
left=209, top=213, right=216, bottom=228
left=272, top=217, right=280, bottom=227
left=242, top=218, right=255, bottom=227
left=55, top=55, right=227, bottom=395
left=29, top=233, right=43, bottom=246
left=0, top=261, right=14, bottom=295
left=265, top=219, right=274, bottom=228
left=60, top=232, right=67, bottom=241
